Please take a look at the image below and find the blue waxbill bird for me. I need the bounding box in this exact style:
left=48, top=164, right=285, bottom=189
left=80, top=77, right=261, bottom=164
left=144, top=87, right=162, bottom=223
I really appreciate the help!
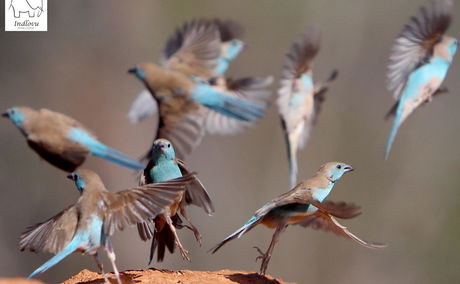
left=20, top=169, right=194, bottom=283
left=128, top=19, right=247, bottom=124
left=137, top=138, right=214, bottom=262
left=211, top=162, right=385, bottom=275
left=2, top=107, right=145, bottom=172
left=127, top=19, right=264, bottom=122
left=385, top=0, right=457, bottom=159
left=127, top=19, right=272, bottom=160
left=278, top=28, right=338, bottom=188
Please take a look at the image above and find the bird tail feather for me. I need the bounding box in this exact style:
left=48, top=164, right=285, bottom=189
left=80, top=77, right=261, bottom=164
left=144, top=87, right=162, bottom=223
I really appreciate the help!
left=68, top=127, right=144, bottom=170
left=281, top=118, right=298, bottom=188
left=28, top=232, right=83, bottom=278
left=191, top=83, right=264, bottom=122
left=210, top=215, right=261, bottom=254
left=385, top=108, right=403, bottom=160
left=92, top=144, right=145, bottom=170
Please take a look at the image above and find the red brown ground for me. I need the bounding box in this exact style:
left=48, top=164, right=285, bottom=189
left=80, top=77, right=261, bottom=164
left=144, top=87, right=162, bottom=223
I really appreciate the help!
left=1, top=269, right=296, bottom=284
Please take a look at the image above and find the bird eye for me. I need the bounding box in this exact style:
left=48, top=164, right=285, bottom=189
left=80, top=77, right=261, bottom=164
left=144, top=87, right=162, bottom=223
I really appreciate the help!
left=10, top=109, right=15, bottom=114
left=167, top=144, right=171, bottom=148
left=336, top=165, right=342, bottom=169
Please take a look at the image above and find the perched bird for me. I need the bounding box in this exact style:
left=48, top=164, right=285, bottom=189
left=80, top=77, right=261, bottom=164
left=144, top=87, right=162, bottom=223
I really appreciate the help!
left=137, top=138, right=214, bottom=262
left=2, top=107, right=145, bottom=172
left=211, top=162, right=385, bottom=275
left=277, top=28, right=338, bottom=188
left=128, top=19, right=272, bottom=159
left=385, top=0, right=457, bottom=159
left=20, top=169, right=194, bottom=283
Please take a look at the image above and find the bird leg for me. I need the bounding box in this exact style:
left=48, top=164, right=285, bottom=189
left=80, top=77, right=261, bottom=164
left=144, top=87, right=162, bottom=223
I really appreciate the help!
left=425, top=87, right=448, bottom=104
left=104, top=239, right=122, bottom=284
left=165, top=215, right=190, bottom=261
left=254, top=223, right=288, bottom=275
left=179, top=204, right=202, bottom=245
left=92, top=252, right=110, bottom=284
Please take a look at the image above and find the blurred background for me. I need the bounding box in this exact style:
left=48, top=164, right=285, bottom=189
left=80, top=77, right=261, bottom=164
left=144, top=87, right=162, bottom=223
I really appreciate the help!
left=1, top=0, right=460, bottom=283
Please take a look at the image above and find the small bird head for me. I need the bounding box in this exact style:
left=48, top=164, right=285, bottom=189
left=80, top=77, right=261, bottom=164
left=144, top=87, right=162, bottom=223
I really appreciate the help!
left=447, top=37, right=458, bottom=58
left=224, top=39, right=246, bottom=61
left=150, top=138, right=176, bottom=161
left=67, top=169, right=105, bottom=193
left=128, top=65, right=146, bottom=81
left=2, top=106, right=36, bottom=136
left=318, top=162, right=354, bottom=183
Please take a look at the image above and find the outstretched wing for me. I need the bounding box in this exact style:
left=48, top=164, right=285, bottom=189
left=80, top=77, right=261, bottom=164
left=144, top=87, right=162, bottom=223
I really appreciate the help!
left=298, top=211, right=386, bottom=249
left=103, top=174, right=194, bottom=235
left=161, top=19, right=221, bottom=79
left=177, top=159, right=215, bottom=215
left=254, top=186, right=313, bottom=218
left=387, top=0, right=452, bottom=99
left=309, top=200, right=362, bottom=219
left=204, top=76, right=273, bottom=135
left=312, top=70, right=338, bottom=123
left=19, top=205, right=78, bottom=254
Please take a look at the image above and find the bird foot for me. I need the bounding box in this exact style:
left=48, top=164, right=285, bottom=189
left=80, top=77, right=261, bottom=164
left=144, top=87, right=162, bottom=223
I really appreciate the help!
left=253, top=246, right=270, bottom=275
left=177, top=244, right=191, bottom=262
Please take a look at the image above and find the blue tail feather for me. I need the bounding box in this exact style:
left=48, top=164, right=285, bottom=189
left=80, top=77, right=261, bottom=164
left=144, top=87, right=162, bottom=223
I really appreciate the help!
left=191, top=83, right=264, bottom=121
left=211, top=215, right=260, bottom=253
left=385, top=111, right=402, bottom=160
left=68, top=128, right=144, bottom=170
left=28, top=233, right=83, bottom=278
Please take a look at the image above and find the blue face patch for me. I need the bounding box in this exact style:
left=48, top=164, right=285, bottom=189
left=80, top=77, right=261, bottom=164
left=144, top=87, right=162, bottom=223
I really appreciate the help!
left=6, top=108, right=26, bottom=133
left=73, top=173, right=86, bottom=192
left=448, top=39, right=458, bottom=58
left=134, top=67, right=146, bottom=80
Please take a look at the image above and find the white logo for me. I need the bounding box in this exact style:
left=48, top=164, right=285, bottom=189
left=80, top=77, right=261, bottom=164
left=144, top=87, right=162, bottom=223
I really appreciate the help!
left=5, top=0, right=47, bottom=31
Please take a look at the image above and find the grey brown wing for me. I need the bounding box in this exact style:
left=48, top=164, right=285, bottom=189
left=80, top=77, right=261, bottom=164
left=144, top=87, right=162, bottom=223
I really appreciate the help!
left=19, top=205, right=78, bottom=254
left=27, top=135, right=87, bottom=172
left=298, top=211, right=386, bottom=249
left=177, top=159, right=214, bottom=215
left=309, top=200, right=362, bottom=219
left=161, top=19, right=221, bottom=79
left=254, top=187, right=313, bottom=218
left=312, top=70, right=338, bottom=124
left=103, top=174, right=194, bottom=235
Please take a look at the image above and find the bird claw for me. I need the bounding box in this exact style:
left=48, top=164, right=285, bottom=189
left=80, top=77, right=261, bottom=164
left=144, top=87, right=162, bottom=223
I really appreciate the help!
left=178, top=246, right=191, bottom=262
left=253, top=246, right=265, bottom=262
left=252, top=246, right=270, bottom=275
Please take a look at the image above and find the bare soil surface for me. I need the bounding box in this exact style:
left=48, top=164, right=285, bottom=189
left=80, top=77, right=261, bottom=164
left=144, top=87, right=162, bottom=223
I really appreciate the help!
left=61, top=268, right=297, bottom=284
left=0, top=268, right=295, bottom=284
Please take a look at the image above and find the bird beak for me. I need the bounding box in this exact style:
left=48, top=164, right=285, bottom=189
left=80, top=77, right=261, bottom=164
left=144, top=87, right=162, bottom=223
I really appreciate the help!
left=1, top=111, right=9, bottom=118
left=344, top=165, right=354, bottom=172
left=242, top=42, right=248, bottom=50
left=66, top=173, right=75, bottom=180
left=127, top=67, right=137, bottom=74
left=153, top=142, right=165, bottom=150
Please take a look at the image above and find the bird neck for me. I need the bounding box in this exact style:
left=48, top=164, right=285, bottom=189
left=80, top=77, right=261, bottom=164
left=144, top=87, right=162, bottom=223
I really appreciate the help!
left=431, top=56, right=451, bottom=65
left=149, top=159, right=181, bottom=182
left=312, top=182, right=335, bottom=202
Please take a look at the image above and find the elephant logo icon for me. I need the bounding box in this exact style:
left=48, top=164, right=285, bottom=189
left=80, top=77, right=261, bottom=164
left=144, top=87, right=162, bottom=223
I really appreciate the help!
left=9, top=0, right=44, bottom=18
